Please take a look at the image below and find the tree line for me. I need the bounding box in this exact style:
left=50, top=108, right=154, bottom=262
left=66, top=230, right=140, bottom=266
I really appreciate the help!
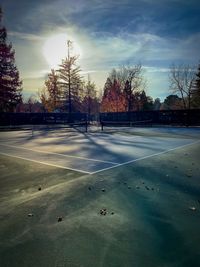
left=1, top=7, right=200, bottom=114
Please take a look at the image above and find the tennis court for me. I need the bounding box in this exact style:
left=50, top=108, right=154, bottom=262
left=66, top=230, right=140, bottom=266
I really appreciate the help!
left=0, top=126, right=199, bottom=174
left=0, top=126, right=200, bottom=267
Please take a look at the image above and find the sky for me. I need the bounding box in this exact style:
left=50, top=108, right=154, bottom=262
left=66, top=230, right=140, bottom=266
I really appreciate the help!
left=1, top=0, right=200, bottom=100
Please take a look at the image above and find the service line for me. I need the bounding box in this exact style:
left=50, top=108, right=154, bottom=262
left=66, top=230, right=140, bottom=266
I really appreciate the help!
left=0, top=143, right=118, bottom=165
left=0, top=151, right=91, bottom=174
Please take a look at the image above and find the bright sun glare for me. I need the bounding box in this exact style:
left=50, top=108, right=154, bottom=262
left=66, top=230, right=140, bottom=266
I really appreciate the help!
left=43, top=33, right=81, bottom=69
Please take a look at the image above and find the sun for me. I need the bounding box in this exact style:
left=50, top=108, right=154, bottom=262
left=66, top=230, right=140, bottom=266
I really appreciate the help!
left=43, top=33, right=81, bottom=69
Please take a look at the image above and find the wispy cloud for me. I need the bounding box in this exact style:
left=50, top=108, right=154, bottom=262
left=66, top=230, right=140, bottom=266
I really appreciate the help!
left=3, top=0, right=200, bottom=98
left=9, top=31, right=44, bottom=41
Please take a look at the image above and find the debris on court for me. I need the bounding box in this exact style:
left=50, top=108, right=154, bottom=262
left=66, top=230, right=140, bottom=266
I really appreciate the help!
left=100, top=208, right=107, bottom=215
left=99, top=208, right=115, bottom=216
left=57, top=216, right=63, bottom=222
left=189, top=206, right=196, bottom=211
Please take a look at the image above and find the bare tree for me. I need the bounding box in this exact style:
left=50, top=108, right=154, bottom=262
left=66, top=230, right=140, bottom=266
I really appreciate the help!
left=112, top=64, right=145, bottom=112
left=169, top=64, right=196, bottom=109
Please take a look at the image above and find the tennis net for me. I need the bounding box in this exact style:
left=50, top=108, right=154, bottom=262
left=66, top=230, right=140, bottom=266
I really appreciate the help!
left=0, top=121, right=88, bottom=135
left=100, top=120, right=152, bottom=132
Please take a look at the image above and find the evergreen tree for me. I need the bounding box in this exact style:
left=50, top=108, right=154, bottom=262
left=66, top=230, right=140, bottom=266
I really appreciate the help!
left=82, top=78, right=99, bottom=115
left=139, top=90, right=153, bottom=111
left=196, top=65, right=200, bottom=91
left=58, top=40, right=82, bottom=118
left=153, top=98, right=161, bottom=110
left=101, top=78, right=125, bottom=112
left=124, top=80, right=133, bottom=112
left=0, top=7, right=22, bottom=112
left=191, top=64, right=200, bottom=107
left=163, top=95, right=183, bottom=110
left=45, top=69, right=61, bottom=111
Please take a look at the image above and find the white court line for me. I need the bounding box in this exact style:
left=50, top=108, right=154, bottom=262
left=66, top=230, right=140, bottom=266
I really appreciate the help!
left=90, top=139, right=200, bottom=174
left=0, top=139, right=199, bottom=175
left=0, top=143, right=118, bottom=165
left=0, top=151, right=91, bottom=174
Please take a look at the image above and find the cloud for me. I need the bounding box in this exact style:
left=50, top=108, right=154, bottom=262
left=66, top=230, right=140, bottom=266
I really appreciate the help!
left=2, top=0, right=200, bottom=99
left=143, top=67, right=170, bottom=73
left=9, top=31, right=44, bottom=41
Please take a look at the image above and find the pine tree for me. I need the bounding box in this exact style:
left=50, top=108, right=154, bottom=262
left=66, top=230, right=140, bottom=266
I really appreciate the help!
left=58, top=40, right=82, bottom=119
left=124, top=80, right=133, bottom=112
left=0, top=7, right=22, bottom=112
left=101, top=78, right=125, bottom=112
left=196, top=65, right=200, bottom=91
left=82, top=78, right=98, bottom=115
left=45, top=69, right=61, bottom=111
left=191, top=64, right=200, bottom=107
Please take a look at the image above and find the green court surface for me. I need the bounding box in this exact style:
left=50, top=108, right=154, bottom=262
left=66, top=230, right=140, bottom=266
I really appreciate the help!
left=0, top=128, right=200, bottom=267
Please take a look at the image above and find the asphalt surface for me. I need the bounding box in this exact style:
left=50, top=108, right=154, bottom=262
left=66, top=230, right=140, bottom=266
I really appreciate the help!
left=0, top=127, right=200, bottom=267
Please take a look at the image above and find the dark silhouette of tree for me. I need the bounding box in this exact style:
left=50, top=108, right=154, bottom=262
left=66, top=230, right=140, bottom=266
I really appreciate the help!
left=139, top=90, right=153, bottom=110
left=163, top=94, right=183, bottom=110
left=0, top=7, right=22, bottom=112
left=169, top=64, right=196, bottom=109
left=191, top=64, right=200, bottom=107
left=81, top=78, right=99, bottom=115
left=38, top=87, right=50, bottom=112
left=131, top=90, right=153, bottom=111
left=58, top=40, right=81, bottom=119
left=124, top=80, right=133, bottom=111
left=153, top=98, right=161, bottom=110
left=196, top=65, right=200, bottom=91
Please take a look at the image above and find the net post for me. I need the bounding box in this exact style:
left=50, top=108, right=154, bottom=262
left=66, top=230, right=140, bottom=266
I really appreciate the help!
left=85, top=113, right=88, bottom=133
left=86, top=120, right=88, bottom=133
left=101, top=121, right=104, bottom=131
